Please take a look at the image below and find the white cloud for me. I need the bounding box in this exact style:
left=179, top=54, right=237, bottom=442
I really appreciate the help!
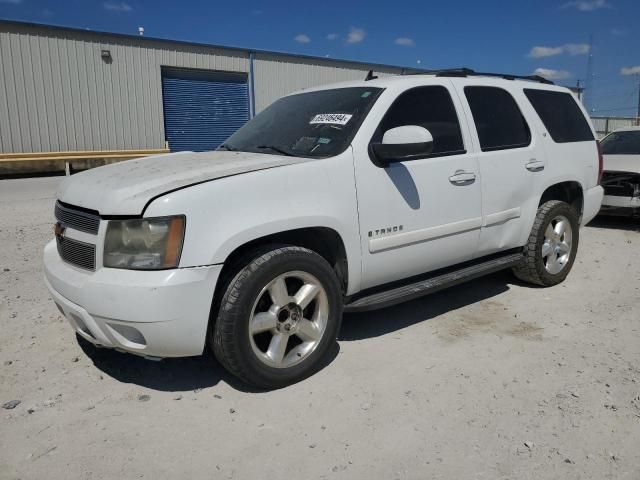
left=611, top=28, right=627, bottom=36
left=346, top=27, right=366, bottom=44
left=103, top=1, right=132, bottom=12
left=562, top=0, right=610, bottom=11
left=0, top=0, right=23, bottom=4
left=564, top=43, right=590, bottom=55
left=528, top=43, right=589, bottom=58
left=294, top=34, right=311, bottom=44
left=534, top=68, right=571, bottom=80
left=395, top=37, right=415, bottom=47
left=529, top=46, right=564, bottom=58
left=620, top=66, right=640, bottom=75
left=326, top=33, right=339, bottom=40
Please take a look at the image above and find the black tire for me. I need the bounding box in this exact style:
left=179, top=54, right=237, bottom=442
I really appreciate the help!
left=513, top=200, right=580, bottom=287
left=210, top=245, right=343, bottom=389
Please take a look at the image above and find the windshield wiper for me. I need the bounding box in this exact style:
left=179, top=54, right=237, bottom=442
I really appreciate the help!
left=218, top=143, right=239, bottom=151
left=256, top=145, right=296, bottom=157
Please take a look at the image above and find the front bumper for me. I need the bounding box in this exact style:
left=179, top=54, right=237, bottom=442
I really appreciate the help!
left=582, top=185, right=604, bottom=225
left=43, top=240, right=222, bottom=358
left=600, top=194, right=640, bottom=216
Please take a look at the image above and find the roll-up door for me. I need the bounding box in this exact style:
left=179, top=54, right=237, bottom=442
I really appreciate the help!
left=161, top=68, right=249, bottom=152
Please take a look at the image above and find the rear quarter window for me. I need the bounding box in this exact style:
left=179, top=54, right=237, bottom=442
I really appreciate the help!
left=524, top=89, right=594, bottom=143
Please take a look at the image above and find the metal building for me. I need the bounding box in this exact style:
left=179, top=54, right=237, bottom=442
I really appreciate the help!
left=0, top=20, right=409, bottom=172
left=591, top=116, right=639, bottom=138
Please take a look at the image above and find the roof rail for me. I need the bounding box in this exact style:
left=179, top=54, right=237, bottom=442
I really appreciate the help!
left=405, top=67, right=554, bottom=85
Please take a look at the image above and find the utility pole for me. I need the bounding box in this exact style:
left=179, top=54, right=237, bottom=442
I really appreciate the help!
left=576, top=79, right=584, bottom=103
left=637, top=75, right=640, bottom=125
left=585, top=34, right=594, bottom=113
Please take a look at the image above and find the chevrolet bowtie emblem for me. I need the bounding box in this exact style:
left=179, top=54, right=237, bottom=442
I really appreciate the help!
left=54, top=222, right=66, bottom=238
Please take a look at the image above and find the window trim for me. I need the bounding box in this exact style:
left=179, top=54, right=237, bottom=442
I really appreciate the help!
left=368, top=85, right=467, bottom=164
left=464, top=86, right=532, bottom=153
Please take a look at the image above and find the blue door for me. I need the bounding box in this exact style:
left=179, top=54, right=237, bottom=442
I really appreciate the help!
left=161, top=68, right=249, bottom=152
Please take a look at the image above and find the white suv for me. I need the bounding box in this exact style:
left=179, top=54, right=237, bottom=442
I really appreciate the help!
left=44, top=69, right=604, bottom=388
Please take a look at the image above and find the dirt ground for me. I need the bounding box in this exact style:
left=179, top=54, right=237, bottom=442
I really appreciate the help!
left=1, top=176, right=639, bottom=480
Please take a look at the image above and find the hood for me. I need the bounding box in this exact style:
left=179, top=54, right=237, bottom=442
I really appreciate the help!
left=603, top=154, right=640, bottom=174
left=57, top=151, right=305, bottom=215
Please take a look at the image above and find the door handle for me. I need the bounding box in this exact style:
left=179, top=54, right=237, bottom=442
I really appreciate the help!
left=525, top=159, right=545, bottom=172
left=449, top=170, right=476, bottom=186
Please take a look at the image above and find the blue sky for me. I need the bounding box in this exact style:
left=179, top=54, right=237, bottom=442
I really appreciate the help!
left=1, top=0, right=639, bottom=116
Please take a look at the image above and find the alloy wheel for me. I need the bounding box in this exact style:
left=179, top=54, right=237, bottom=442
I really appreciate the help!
left=248, top=270, right=329, bottom=368
left=542, top=215, right=573, bottom=275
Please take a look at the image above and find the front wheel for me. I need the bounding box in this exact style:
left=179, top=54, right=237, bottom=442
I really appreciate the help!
left=211, top=245, right=342, bottom=389
left=513, top=200, right=580, bottom=287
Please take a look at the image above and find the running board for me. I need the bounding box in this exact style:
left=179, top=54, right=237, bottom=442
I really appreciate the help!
left=344, top=252, right=524, bottom=312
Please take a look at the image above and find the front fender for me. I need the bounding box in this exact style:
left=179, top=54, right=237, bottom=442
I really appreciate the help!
left=214, top=216, right=347, bottom=262
left=144, top=153, right=363, bottom=294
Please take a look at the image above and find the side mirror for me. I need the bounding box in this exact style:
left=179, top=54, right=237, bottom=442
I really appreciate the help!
left=369, top=125, right=434, bottom=167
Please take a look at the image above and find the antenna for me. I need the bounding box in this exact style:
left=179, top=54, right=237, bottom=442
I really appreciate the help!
left=138, top=26, right=144, bottom=36
left=365, top=70, right=378, bottom=81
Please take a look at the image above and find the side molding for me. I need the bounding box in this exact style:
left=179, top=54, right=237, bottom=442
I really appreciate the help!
left=482, top=207, right=521, bottom=227
left=369, top=217, right=483, bottom=253
left=368, top=207, right=522, bottom=254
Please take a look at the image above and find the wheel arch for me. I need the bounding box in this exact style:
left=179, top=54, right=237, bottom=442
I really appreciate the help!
left=539, top=181, right=584, bottom=219
left=207, top=227, right=351, bottom=349
left=216, top=226, right=350, bottom=297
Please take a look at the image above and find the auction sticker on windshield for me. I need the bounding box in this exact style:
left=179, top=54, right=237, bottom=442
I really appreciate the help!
left=309, top=113, right=353, bottom=125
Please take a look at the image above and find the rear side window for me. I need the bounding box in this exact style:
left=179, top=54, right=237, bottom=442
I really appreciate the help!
left=524, top=89, right=594, bottom=143
left=373, top=85, right=465, bottom=156
left=464, top=86, right=531, bottom=152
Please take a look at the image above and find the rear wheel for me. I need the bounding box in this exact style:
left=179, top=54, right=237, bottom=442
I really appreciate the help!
left=513, top=200, right=580, bottom=286
left=211, top=245, right=342, bottom=389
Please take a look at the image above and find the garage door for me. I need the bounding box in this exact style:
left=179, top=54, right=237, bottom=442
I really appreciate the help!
left=161, top=68, right=249, bottom=152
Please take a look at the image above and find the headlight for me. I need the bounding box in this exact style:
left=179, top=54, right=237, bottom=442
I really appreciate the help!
left=103, top=216, right=185, bottom=270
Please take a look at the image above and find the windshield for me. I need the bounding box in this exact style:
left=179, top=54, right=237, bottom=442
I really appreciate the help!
left=601, top=130, right=640, bottom=155
left=220, top=87, right=383, bottom=158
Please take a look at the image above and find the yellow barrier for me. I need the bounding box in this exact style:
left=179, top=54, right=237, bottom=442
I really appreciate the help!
left=0, top=148, right=170, bottom=162
left=0, top=145, right=171, bottom=176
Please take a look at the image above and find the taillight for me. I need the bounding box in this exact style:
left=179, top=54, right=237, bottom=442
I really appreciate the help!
left=596, top=140, right=604, bottom=185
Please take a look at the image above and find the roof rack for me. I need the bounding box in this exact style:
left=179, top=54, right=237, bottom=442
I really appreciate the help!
left=404, top=67, right=554, bottom=85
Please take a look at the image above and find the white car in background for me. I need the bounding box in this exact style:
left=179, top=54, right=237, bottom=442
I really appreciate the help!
left=600, top=126, right=640, bottom=217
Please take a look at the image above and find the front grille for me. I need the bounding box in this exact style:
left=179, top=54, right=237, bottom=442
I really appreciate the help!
left=55, top=201, right=100, bottom=234
left=56, top=236, right=96, bottom=271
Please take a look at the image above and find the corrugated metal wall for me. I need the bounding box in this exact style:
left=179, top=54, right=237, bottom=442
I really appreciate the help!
left=0, top=21, right=405, bottom=155
left=591, top=116, right=639, bottom=138
left=0, top=23, right=249, bottom=153
left=252, top=53, right=402, bottom=113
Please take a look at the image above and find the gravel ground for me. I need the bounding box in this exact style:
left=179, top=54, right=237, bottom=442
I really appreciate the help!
left=1, top=176, right=639, bottom=480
